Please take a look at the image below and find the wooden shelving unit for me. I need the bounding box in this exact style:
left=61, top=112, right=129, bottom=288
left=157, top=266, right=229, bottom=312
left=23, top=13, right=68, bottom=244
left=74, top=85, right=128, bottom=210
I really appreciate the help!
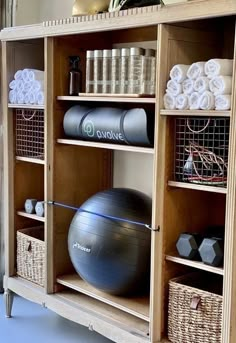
left=160, top=109, right=231, bottom=117
left=57, top=95, right=156, bottom=104
left=57, top=274, right=150, bottom=322
left=2, top=3, right=236, bottom=343
left=17, top=211, right=45, bottom=223
left=166, top=253, right=224, bottom=275
left=16, top=156, right=45, bottom=165
left=57, top=138, right=154, bottom=154
left=168, top=181, right=227, bottom=194
left=8, top=104, right=44, bottom=110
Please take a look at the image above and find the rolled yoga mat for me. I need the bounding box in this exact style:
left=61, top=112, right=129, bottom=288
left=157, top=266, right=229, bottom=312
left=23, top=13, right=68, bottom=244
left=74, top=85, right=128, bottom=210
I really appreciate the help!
left=63, top=105, right=154, bottom=147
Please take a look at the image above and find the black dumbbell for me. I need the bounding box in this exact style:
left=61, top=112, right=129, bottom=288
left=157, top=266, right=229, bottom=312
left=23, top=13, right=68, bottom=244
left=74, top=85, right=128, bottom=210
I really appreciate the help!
left=24, top=199, right=37, bottom=214
left=199, top=237, right=224, bottom=267
left=176, top=233, right=203, bottom=260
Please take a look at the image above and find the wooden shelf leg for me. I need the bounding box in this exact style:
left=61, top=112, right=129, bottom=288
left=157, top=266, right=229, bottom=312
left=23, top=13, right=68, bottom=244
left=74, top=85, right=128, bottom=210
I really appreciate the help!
left=4, top=289, right=14, bottom=318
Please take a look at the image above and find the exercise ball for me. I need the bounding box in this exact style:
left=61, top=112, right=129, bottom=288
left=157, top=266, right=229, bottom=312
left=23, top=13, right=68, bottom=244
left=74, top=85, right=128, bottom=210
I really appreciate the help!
left=68, top=188, right=152, bottom=296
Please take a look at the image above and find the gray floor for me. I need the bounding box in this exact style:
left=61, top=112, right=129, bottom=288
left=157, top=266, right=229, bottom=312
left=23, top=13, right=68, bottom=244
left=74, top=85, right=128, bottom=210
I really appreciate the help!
left=0, top=294, right=113, bottom=343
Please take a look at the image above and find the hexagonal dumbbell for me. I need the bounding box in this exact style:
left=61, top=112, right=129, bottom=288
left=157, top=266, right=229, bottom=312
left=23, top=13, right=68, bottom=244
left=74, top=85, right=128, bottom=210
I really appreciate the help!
left=199, top=237, right=224, bottom=267
left=35, top=201, right=45, bottom=217
left=176, top=233, right=203, bottom=260
left=24, top=199, right=37, bottom=214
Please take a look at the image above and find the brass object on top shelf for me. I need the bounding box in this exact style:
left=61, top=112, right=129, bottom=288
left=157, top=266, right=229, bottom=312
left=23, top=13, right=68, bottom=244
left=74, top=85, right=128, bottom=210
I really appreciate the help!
left=72, top=0, right=110, bottom=16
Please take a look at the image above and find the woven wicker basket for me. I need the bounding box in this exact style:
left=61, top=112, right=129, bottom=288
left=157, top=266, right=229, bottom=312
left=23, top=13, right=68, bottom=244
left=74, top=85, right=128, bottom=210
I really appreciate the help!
left=168, top=273, right=223, bottom=343
left=17, top=226, right=45, bottom=287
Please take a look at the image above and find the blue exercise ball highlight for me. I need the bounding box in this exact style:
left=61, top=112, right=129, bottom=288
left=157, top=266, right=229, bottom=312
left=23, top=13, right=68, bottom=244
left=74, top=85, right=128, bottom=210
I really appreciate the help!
left=68, top=188, right=152, bottom=296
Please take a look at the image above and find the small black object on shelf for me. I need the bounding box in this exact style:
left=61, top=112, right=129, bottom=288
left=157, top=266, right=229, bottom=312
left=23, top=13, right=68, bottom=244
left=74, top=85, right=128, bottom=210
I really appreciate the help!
left=199, top=237, right=224, bottom=267
left=69, top=56, right=82, bottom=96
left=176, top=232, right=203, bottom=260
left=120, top=0, right=161, bottom=10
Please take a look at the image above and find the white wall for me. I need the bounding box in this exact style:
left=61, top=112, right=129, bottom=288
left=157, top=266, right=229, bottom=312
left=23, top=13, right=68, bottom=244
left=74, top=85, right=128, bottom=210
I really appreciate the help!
left=15, top=0, right=74, bottom=24
left=39, top=0, right=74, bottom=22
left=14, top=0, right=41, bottom=25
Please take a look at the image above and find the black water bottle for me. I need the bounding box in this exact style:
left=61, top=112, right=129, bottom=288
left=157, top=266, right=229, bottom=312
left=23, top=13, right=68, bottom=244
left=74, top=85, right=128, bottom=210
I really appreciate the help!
left=69, top=56, right=82, bottom=95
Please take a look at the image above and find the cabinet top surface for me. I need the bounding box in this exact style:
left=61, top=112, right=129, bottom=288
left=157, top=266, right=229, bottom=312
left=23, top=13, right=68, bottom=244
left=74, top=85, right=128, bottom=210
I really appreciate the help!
left=1, top=0, right=236, bottom=41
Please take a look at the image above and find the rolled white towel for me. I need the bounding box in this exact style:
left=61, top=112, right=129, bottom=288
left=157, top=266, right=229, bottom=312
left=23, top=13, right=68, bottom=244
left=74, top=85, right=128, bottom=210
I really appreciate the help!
left=14, top=70, right=23, bottom=80
left=209, top=76, right=232, bottom=95
left=24, top=81, right=33, bottom=92
left=164, top=93, right=176, bottom=110
left=176, top=93, right=189, bottom=110
left=16, top=91, right=25, bottom=104
left=199, top=91, right=215, bottom=110
left=194, top=77, right=210, bottom=93
left=22, top=69, right=31, bottom=82
left=170, top=64, right=189, bottom=83
left=29, top=91, right=37, bottom=104
left=15, top=79, right=24, bottom=92
left=9, top=80, right=17, bottom=90
left=166, top=79, right=182, bottom=96
left=215, top=94, right=231, bottom=110
left=9, top=90, right=17, bottom=104
left=28, top=70, right=44, bottom=82
left=37, top=91, right=44, bottom=105
left=189, top=92, right=200, bottom=110
left=22, top=68, right=44, bottom=82
left=205, top=58, right=233, bottom=78
left=187, top=62, right=206, bottom=80
left=182, top=78, right=194, bottom=95
left=32, top=80, right=44, bottom=92
left=24, top=92, right=31, bottom=104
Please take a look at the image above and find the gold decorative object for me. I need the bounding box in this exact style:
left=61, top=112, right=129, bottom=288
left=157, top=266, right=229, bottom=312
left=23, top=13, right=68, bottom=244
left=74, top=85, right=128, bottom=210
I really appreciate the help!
left=72, top=0, right=110, bottom=16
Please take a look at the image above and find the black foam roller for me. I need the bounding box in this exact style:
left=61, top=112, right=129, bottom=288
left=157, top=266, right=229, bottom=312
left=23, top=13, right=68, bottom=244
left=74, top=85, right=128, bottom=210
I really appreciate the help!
left=63, top=105, right=154, bottom=147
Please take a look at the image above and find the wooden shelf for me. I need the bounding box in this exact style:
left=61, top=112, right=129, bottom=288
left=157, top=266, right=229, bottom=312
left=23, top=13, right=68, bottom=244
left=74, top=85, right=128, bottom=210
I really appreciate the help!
left=57, top=95, right=156, bottom=104
left=160, top=109, right=231, bottom=117
left=168, top=181, right=227, bottom=194
left=57, top=139, right=154, bottom=154
left=166, top=253, right=224, bottom=276
left=17, top=211, right=45, bottom=222
left=8, top=104, right=44, bottom=110
left=56, top=274, right=150, bottom=322
left=5, top=277, right=149, bottom=342
left=16, top=156, right=45, bottom=165
left=56, top=291, right=150, bottom=341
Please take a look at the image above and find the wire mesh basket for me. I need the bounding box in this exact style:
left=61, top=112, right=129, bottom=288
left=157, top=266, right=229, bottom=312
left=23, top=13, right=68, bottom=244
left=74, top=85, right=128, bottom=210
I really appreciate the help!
left=15, top=109, right=44, bottom=159
left=175, top=117, right=229, bottom=187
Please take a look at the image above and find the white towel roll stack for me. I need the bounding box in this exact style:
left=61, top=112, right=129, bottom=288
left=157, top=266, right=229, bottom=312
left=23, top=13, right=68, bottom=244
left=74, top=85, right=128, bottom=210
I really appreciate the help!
left=9, top=68, right=45, bottom=105
left=164, top=58, right=232, bottom=111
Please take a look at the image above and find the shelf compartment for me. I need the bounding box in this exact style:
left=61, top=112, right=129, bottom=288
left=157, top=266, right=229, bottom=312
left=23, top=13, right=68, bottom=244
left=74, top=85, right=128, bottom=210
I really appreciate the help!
left=57, top=139, right=154, bottom=154
left=8, top=104, right=44, bottom=110
left=160, top=109, right=231, bottom=117
left=55, top=290, right=150, bottom=342
left=16, top=156, right=45, bottom=165
left=166, top=253, right=224, bottom=276
left=17, top=211, right=45, bottom=222
left=57, top=95, right=156, bottom=104
left=56, top=273, right=150, bottom=322
left=168, top=181, right=227, bottom=194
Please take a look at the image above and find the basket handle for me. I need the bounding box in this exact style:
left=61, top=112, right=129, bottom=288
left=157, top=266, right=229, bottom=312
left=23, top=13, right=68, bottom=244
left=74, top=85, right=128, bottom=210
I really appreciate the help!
left=26, top=241, right=32, bottom=252
left=21, top=110, right=37, bottom=121
left=187, top=118, right=210, bottom=134
left=190, top=296, right=201, bottom=310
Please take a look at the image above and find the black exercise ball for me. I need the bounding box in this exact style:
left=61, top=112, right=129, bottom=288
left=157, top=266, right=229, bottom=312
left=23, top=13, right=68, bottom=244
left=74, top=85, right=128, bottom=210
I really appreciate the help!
left=68, top=188, right=152, bottom=296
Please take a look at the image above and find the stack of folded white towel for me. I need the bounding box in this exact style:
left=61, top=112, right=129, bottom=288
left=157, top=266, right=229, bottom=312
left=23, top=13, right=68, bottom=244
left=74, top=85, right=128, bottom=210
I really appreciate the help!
left=9, top=68, right=44, bottom=105
left=164, top=59, right=233, bottom=111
